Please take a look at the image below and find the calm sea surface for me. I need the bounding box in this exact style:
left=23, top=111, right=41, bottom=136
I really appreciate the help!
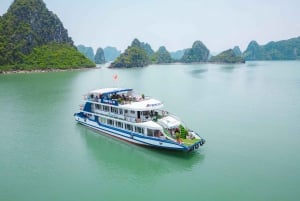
left=0, top=61, right=300, bottom=201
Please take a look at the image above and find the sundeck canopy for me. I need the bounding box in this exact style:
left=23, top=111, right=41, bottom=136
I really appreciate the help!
left=158, top=116, right=181, bottom=129
left=89, top=88, right=133, bottom=95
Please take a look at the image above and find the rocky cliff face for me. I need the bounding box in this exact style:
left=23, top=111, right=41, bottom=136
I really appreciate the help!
left=77, top=45, right=94, bottom=62
left=1, top=0, right=73, bottom=61
left=94, top=48, right=105, bottom=64
left=243, top=41, right=264, bottom=60
left=0, top=0, right=94, bottom=69
left=103, top=46, right=121, bottom=61
left=233, top=46, right=242, bottom=56
left=181, top=41, right=210, bottom=63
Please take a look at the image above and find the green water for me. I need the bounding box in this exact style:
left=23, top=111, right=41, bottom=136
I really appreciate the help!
left=1, top=61, right=300, bottom=201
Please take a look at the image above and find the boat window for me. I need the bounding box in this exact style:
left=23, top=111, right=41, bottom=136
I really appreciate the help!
left=111, top=107, right=118, bottom=114
left=130, top=110, right=135, bottom=114
left=103, top=105, right=109, bottom=112
left=125, top=124, right=133, bottom=131
left=147, top=129, right=162, bottom=137
left=147, top=129, right=154, bottom=137
left=95, top=104, right=100, bottom=110
left=116, top=121, right=123, bottom=129
left=107, top=119, right=114, bottom=126
left=119, top=109, right=123, bottom=115
left=124, top=110, right=128, bottom=114
left=135, top=126, right=144, bottom=134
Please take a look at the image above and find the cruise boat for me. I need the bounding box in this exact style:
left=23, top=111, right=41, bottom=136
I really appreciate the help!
left=74, top=88, right=205, bottom=151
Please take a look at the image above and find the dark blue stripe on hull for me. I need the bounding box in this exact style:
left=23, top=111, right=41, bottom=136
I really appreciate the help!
left=76, top=119, right=186, bottom=151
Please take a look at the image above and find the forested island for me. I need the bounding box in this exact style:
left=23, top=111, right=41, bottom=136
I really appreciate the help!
left=210, top=49, right=245, bottom=63
left=109, top=39, right=245, bottom=68
left=0, top=0, right=95, bottom=72
left=181, top=41, right=209, bottom=63
left=243, top=37, right=300, bottom=60
left=109, top=39, right=176, bottom=68
left=109, top=39, right=151, bottom=68
left=1, top=0, right=299, bottom=71
left=76, top=45, right=121, bottom=64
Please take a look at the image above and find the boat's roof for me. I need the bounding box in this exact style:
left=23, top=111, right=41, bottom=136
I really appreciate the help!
left=138, top=120, right=162, bottom=130
left=89, top=88, right=163, bottom=110
left=120, top=98, right=163, bottom=111
left=158, top=116, right=181, bottom=129
left=89, top=88, right=132, bottom=95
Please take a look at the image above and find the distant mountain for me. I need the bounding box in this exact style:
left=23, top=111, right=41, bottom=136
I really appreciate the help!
left=0, top=0, right=94, bottom=70
left=77, top=45, right=94, bottom=62
left=181, top=41, right=210, bottom=63
left=94, top=47, right=105, bottom=64
left=233, top=46, right=242, bottom=56
left=140, top=42, right=154, bottom=57
left=153, top=46, right=173, bottom=64
left=243, top=37, right=300, bottom=60
left=170, top=49, right=186, bottom=60
left=103, top=46, right=120, bottom=61
left=131, top=39, right=154, bottom=57
left=109, top=38, right=150, bottom=68
left=242, top=41, right=264, bottom=60
left=210, top=49, right=245, bottom=63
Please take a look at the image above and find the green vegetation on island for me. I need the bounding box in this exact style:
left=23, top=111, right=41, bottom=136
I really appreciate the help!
left=181, top=41, right=210, bottom=63
left=0, top=0, right=95, bottom=72
left=140, top=43, right=154, bottom=57
left=109, top=39, right=150, bottom=68
left=152, top=46, right=173, bottom=64
left=243, top=37, right=300, bottom=60
left=109, top=39, right=175, bottom=68
left=103, top=35, right=300, bottom=68
left=210, top=49, right=245, bottom=63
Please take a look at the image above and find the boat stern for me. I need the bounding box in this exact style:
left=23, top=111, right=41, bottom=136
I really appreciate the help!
left=184, top=137, right=205, bottom=152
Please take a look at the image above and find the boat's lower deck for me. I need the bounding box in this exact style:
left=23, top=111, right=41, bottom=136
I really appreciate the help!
left=74, top=113, right=205, bottom=151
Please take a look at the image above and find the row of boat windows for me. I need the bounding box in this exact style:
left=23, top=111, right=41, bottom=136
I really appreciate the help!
left=95, top=104, right=136, bottom=115
left=94, top=104, right=153, bottom=116
left=99, top=117, right=160, bottom=137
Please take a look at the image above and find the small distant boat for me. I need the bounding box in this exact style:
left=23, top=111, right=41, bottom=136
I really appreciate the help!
left=74, top=88, right=205, bottom=151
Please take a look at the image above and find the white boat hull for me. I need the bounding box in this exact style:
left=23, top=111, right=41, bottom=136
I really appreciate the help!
left=74, top=115, right=188, bottom=151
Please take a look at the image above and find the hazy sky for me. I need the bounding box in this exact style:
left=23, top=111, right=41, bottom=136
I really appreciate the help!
left=1, top=0, right=300, bottom=53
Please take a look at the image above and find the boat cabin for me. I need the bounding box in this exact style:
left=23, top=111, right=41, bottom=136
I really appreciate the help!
left=83, top=88, right=166, bottom=123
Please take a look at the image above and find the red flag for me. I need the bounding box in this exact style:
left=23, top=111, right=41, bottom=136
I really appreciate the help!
left=113, top=74, right=118, bottom=80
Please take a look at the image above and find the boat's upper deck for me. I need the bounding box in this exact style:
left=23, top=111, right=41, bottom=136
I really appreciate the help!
left=86, top=88, right=164, bottom=111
